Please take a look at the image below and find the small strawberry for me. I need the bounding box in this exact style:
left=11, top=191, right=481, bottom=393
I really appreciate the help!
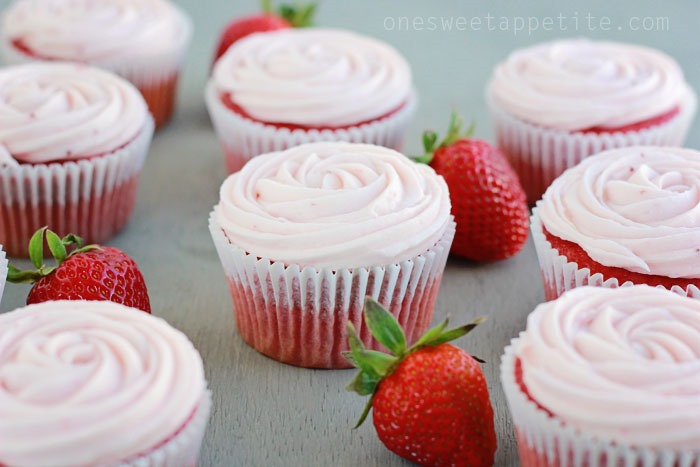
left=345, top=298, right=496, bottom=467
left=212, top=0, right=316, bottom=66
left=416, top=112, right=529, bottom=262
left=6, top=227, right=151, bottom=313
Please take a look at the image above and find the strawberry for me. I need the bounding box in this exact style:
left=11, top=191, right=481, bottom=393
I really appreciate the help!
left=6, top=227, right=151, bottom=313
left=345, top=298, right=496, bottom=467
left=416, top=112, right=529, bottom=261
left=212, top=0, right=316, bottom=66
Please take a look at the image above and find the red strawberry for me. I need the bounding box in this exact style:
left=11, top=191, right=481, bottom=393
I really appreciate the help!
left=7, top=227, right=151, bottom=313
left=416, top=112, right=529, bottom=261
left=212, top=0, right=316, bottom=66
left=346, top=298, right=496, bottom=467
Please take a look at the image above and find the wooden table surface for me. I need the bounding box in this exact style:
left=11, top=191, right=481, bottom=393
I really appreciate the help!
left=1, top=1, right=698, bottom=465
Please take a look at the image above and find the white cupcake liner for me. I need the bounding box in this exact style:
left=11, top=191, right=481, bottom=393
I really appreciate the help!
left=531, top=204, right=700, bottom=300
left=116, top=389, right=212, bottom=467
left=0, top=246, right=6, bottom=304
left=204, top=82, right=418, bottom=173
left=501, top=340, right=700, bottom=467
left=489, top=93, right=697, bottom=204
left=0, top=117, right=154, bottom=257
left=208, top=210, right=455, bottom=368
left=0, top=14, right=192, bottom=127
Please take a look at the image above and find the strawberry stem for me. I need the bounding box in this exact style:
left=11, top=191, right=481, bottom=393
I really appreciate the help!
left=353, top=393, right=375, bottom=429
left=277, top=2, right=316, bottom=27
left=413, top=110, right=476, bottom=165
left=6, top=227, right=100, bottom=284
left=345, top=297, right=485, bottom=428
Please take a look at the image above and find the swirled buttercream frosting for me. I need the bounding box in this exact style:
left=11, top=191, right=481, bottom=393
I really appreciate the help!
left=214, top=142, right=451, bottom=269
left=211, top=28, right=412, bottom=127
left=488, top=39, right=692, bottom=131
left=0, top=62, right=148, bottom=165
left=517, top=285, right=700, bottom=448
left=539, top=146, right=700, bottom=278
left=2, top=0, right=190, bottom=63
left=0, top=300, right=206, bottom=466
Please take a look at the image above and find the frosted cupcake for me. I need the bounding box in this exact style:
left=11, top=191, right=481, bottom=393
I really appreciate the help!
left=501, top=285, right=700, bottom=467
left=0, top=63, right=154, bottom=257
left=0, top=0, right=192, bottom=128
left=487, top=38, right=696, bottom=203
left=209, top=142, right=454, bottom=368
left=0, top=300, right=211, bottom=466
left=532, top=146, right=700, bottom=300
left=206, top=28, right=417, bottom=173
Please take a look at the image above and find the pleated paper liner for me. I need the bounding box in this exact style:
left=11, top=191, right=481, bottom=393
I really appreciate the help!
left=209, top=211, right=455, bottom=368
left=116, top=390, right=212, bottom=467
left=501, top=341, right=700, bottom=467
left=205, top=83, right=418, bottom=173
left=489, top=93, right=697, bottom=204
left=530, top=204, right=700, bottom=300
left=0, top=117, right=154, bottom=257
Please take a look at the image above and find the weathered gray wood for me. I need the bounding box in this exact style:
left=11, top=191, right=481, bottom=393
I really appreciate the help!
left=1, top=1, right=697, bottom=466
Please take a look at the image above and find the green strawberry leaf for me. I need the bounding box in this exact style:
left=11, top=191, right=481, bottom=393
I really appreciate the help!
left=347, top=322, right=397, bottom=378
left=294, top=3, right=316, bottom=27
left=353, top=394, right=375, bottom=429
left=277, top=2, right=316, bottom=27
left=5, top=264, right=41, bottom=283
left=358, top=350, right=396, bottom=377
left=71, top=245, right=101, bottom=256
left=412, top=317, right=449, bottom=348
left=413, top=110, right=475, bottom=165
left=422, top=130, right=438, bottom=153
left=346, top=322, right=375, bottom=376
left=363, top=297, right=406, bottom=357
left=28, top=227, right=46, bottom=269
left=416, top=316, right=486, bottom=348
left=6, top=227, right=101, bottom=285
left=61, top=233, right=84, bottom=249
left=46, top=229, right=67, bottom=263
left=342, top=350, right=359, bottom=368
left=443, top=110, right=464, bottom=147
left=345, top=370, right=379, bottom=396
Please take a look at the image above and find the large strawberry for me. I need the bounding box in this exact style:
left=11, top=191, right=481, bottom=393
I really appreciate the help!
left=346, top=298, right=496, bottom=467
left=7, top=227, right=151, bottom=313
left=416, top=112, right=529, bottom=261
left=212, top=0, right=316, bottom=66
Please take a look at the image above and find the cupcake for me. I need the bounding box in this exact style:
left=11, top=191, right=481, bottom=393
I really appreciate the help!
left=0, top=0, right=192, bottom=128
left=0, top=62, right=154, bottom=257
left=532, top=146, right=700, bottom=300
left=205, top=28, right=417, bottom=173
left=487, top=38, right=696, bottom=203
left=0, top=300, right=211, bottom=466
left=501, top=285, right=700, bottom=467
left=209, top=142, right=454, bottom=368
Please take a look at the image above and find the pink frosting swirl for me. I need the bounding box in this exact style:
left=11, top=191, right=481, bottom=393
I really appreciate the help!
left=518, top=285, right=700, bottom=449
left=539, top=146, right=700, bottom=278
left=0, top=300, right=206, bottom=467
left=0, top=62, right=148, bottom=165
left=1, top=0, right=190, bottom=64
left=487, top=39, right=693, bottom=131
left=210, top=28, right=412, bottom=127
left=214, top=142, right=451, bottom=269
